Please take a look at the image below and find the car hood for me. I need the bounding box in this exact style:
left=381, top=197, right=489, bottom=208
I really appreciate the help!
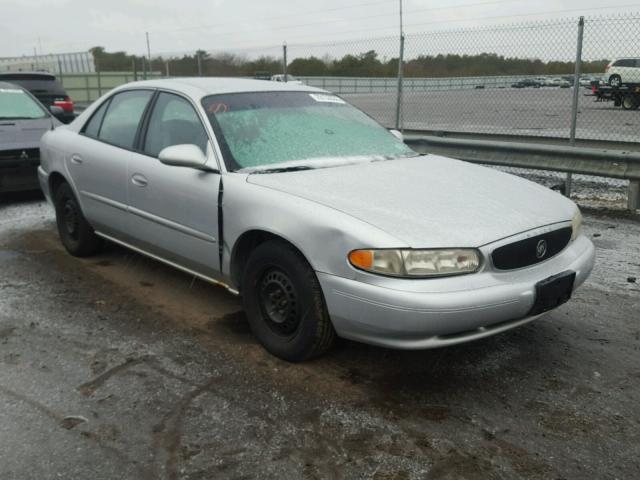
left=246, top=155, right=576, bottom=248
left=0, top=117, right=54, bottom=150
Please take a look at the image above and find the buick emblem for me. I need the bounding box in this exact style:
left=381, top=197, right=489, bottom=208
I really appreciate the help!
left=536, top=239, right=548, bottom=259
left=20, top=150, right=29, bottom=160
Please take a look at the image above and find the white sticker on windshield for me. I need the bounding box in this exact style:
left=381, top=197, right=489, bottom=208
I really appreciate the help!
left=309, top=93, right=345, bottom=104
left=0, top=88, right=24, bottom=94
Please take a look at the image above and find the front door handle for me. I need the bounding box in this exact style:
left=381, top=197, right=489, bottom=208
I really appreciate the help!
left=70, top=154, right=83, bottom=165
left=131, top=173, right=148, bottom=187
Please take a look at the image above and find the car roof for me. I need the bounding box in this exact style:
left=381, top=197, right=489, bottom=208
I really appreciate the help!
left=114, top=77, right=325, bottom=98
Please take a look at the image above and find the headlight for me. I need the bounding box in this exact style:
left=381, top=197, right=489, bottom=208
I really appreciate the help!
left=571, top=210, right=583, bottom=241
left=348, top=249, right=481, bottom=277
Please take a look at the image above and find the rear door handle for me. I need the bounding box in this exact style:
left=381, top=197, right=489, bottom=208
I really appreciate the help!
left=131, top=173, right=148, bottom=187
left=70, top=154, right=83, bottom=165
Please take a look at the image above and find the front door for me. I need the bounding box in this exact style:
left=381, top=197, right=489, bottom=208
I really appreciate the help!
left=126, top=91, right=222, bottom=278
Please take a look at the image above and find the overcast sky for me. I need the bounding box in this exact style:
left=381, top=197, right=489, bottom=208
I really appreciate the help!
left=0, top=0, right=638, bottom=58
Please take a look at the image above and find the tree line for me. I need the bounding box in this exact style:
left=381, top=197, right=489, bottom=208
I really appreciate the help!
left=91, top=47, right=608, bottom=77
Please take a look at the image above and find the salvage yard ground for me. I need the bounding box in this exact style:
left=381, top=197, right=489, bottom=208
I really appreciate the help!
left=1, top=193, right=639, bottom=479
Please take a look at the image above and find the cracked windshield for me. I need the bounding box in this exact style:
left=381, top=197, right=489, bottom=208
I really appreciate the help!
left=202, top=91, right=414, bottom=171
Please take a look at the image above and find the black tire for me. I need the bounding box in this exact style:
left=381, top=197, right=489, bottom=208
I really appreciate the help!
left=53, top=182, right=103, bottom=257
left=609, top=74, right=622, bottom=87
left=241, top=240, right=335, bottom=362
left=621, top=94, right=639, bottom=110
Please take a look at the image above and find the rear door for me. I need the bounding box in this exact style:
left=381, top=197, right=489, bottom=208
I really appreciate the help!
left=126, top=91, right=222, bottom=278
left=68, top=89, right=153, bottom=238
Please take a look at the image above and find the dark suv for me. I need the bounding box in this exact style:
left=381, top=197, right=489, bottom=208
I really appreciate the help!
left=0, top=72, right=75, bottom=123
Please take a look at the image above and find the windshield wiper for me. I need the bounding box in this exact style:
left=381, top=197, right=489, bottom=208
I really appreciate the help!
left=0, top=117, right=35, bottom=120
left=249, top=165, right=314, bottom=174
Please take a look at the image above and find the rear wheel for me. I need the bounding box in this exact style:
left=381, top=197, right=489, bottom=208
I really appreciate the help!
left=609, top=74, right=622, bottom=87
left=621, top=94, right=639, bottom=110
left=53, top=182, right=103, bottom=257
left=241, top=240, right=335, bottom=362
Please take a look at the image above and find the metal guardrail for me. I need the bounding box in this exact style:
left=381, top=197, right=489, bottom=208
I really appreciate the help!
left=404, top=134, right=640, bottom=211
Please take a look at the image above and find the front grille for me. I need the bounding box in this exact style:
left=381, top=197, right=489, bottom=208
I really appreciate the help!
left=491, top=227, right=572, bottom=270
left=0, top=148, right=40, bottom=163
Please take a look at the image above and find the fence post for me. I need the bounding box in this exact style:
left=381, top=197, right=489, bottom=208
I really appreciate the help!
left=96, top=60, right=102, bottom=97
left=132, top=59, right=138, bottom=81
left=197, top=52, right=202, bottom=76
left=84, top=74, right=90, bottom=103
left=567, top=16, right=585, bottom=197
left=628, top=181, right=640, bottom=211
left=57, top=59, right=64, bottom=87
left=395, top=34, right=405, bottom=131
left=165, top=60, right=170, bottom=77
left=283, top=43, right=287, bottom=81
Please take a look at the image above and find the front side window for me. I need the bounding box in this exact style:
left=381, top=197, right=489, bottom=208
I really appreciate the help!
left=144, top=92, right=209, bottom=157
left=202, top=91, right=415, bottom=172
left=99, top=90, right=153, bottom=149
left=0, top=88, right=47, bottom=120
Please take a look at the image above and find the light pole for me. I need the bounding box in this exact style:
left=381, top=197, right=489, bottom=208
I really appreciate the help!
left=145, top=32, right=152, bottom=75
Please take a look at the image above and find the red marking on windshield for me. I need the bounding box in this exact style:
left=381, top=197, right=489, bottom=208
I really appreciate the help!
left=208, top=103, right=229, bottom=114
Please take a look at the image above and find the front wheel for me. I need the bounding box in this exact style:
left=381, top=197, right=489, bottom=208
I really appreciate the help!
left=609, top=74, right=622, bottom=87
left=241, top=240, right=335, bottom=362
left=53, top=182, right=103, bottom=257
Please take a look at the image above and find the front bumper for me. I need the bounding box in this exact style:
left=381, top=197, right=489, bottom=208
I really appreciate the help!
left=318, top=234, right=595, bottom=349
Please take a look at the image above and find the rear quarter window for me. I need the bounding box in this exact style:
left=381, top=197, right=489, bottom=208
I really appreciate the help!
left=82, top=99, right=110, bottom=138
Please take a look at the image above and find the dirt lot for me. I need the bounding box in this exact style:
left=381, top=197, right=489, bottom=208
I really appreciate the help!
left=1, top=192, right=639, bottom=480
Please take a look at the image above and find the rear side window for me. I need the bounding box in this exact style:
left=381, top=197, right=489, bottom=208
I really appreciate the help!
left=99, top=90, right=153, bottom=149
left=613, top=59, right=635, bottom=67
left=83, top=100, right=110, bottom=138
left=143, top=92, right=209, bottom=157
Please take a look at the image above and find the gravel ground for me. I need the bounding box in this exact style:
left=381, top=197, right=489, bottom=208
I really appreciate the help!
left=0, top=192, right=639, bottom=480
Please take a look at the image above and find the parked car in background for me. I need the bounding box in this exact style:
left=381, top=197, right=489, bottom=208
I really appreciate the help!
left=511, top=78, right=541, bottom=88
left=271, top=74, right=304, bottom=85
left=541, top=77, right=570, bottom=88
left=0, top=81, right=62, bottom=193
left=38, top=78, right=594, bottom=361
left=579, top=76, right=600, bottom=87
left=605, top=58, right=640, bottom=86
left=253, top=71, right=271, bottom=80
left=0, top=72, right=75, bottom=123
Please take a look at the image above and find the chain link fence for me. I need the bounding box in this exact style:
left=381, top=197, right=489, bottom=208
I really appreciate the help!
left=57, top=12, right=640, bottom=209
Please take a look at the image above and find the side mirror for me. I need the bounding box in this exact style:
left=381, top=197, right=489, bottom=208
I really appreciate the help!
left=390, top=129, right=403, bottom=142
left=158, top=144, right=217, bottom=172
left=49, top=105, right=65, bottom=121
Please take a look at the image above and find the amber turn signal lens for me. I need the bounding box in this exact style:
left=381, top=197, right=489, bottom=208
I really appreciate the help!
left=348, top=250, right=373, bottom=270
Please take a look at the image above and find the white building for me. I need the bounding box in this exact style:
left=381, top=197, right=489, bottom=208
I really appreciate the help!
left=0, top=52, right=95, bottom=74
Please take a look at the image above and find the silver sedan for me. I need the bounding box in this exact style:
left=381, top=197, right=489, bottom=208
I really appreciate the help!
left=38, top=78, right=595, bottom=361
